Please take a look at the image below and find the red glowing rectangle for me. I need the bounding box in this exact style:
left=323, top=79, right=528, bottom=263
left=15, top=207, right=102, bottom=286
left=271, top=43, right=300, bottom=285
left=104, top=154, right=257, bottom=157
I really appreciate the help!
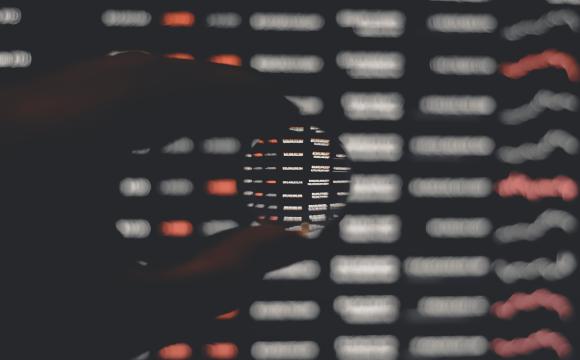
left=216, top=309, right=239, bottom=320
left=491, top=289, right=573, bottom=320
left=206, top=179, right=238, bottom=196
left=161, top=11, right=195, bottom=27
left=160, top=220, right=193, bottom=237
left=165, top=53, right=194, bottom=60
left=205, top=343, right=238, bottom=360
left=158, top=343, right=193, bottom=360
left=209, top=54, right=242, bottom=67
left=491, top=330, right=571, bottom=358
left=495, top=172, right=578, bottom=201
left=500, top=50, right=580, bottom=82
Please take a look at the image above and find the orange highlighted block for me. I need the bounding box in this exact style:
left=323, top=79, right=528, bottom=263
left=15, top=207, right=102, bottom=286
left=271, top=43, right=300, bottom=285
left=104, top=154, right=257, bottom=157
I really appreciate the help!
left=500, top=49, right=580, bottom=82
left=206, top=179, right=238, bottom=196
left=158, top=343, right=193, bottom=360
left=216, top=309, right=239, bottom=320
left=165, top=53, right=194, bottom=60
left=161, top=11, right=195, bottom=27
left=495, top=172, right=578, bottom=201
left=161, top=220, right=193, bottom=237
left=209, top=54, right=242, bottom=67
left=205, top=343, right=238, bottom=360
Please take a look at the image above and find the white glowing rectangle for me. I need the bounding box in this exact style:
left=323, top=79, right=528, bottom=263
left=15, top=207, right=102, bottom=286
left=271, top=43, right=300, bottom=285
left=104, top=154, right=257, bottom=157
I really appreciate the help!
left=311, top=165, right=330, bottom=172
left=331, top=255, right=400, bottom=284
left=426, top=218, right=492, bottom=238
left=427, top=14, right=497, bottom=33
left=547, top=0, right=580, bottom=4
left=336, top=10, right=405, bottom=38
left=309, top=214, right=327, bottom=222
left=101, top=9, right=151, bottom=27
left=159, top=179, right=194, bottom=196
left=331, top=203, right=347, bottom=209
left=340, top=215, right=401, bottom=243
left=251, top=342, right=319, bottom=360
left=404, top=256, right=490, bottom=278
left=162, top=137, right=194, bottom=154
left=201, top=137, right=240, bottom=154
left=334, top=295, right=400, bottom=324
left=336, top=51, right=404, bottom=79
left=340, top=133, right=403, bottom=161
left=308, top=179, right=330, bottom=186
left=341, top=92, right=404, bottom=120
left=264, top=260, right=320, bottom=280
left=206, top=12, right=242, bottom=28
left=0, top=50, right=31, bottom=68
left=410, top=136, right=495, bottom=156
left=310, top=138, right=330, bottom=146
left=281, top=138, right=305, bottom=144
left=409, top=178, right=492, bottom=198
left=0, top=8, right=21, bottom=25
left=430, top=56, right=496, bottom=75
left=250, top=13, right=324, bottom=31
left=308, top=204, right=328, bottom=211
left=420, top=95, right=496, bottom=115
left=312, top=152, right=330, bottom=159
left=335, top=336, right=398, bottom=360
left=283, top=193, right=303, bottom=198
left=410, top=336, right=488, bottom=357
left=119, top=178, right=151, bottom=197
left=348, top=174, right=402, bottom=202
left=417, top=296, right=489, bottom=317
left=283, top=180, right=303, bottom=184
left=283, top=205, right=303, bottom=211
left=494, top=251, right=576, bottom=283
left=285, top=96, right=324, bottom=115
left=250, top=55, right=324, bottom=73
left=115, top=219, right=151, bottom=238
left=311, top=192, right=329, bottom=199
left=250, top=301, right=320, bottom=321
left=201, top=220, right=239, bottom=236
left=284, top=216, right=303, bottom=222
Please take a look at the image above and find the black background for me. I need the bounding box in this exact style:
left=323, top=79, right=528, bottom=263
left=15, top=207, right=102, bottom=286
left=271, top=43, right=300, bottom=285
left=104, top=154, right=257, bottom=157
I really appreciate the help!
left=1, top=1, right=579, bottom=359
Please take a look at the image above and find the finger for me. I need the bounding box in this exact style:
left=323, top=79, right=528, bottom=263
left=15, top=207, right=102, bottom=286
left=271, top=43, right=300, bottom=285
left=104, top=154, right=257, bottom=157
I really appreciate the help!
left=116, top=225, right=313, bottom=353
left=0, top=53, right=303, bottom=150
left=127, top=224, right=312, bottom=286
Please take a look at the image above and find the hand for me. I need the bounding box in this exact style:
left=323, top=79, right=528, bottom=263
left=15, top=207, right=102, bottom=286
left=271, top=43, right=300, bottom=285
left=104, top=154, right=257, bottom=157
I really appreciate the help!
left=0, top=53, right=315, bottom=359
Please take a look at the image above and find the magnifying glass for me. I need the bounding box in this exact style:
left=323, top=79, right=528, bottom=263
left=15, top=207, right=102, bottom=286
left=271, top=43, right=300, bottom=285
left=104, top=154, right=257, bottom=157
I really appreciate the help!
left=118, top=125, right=351, bottom=265
left=242, top=125, right=351, bottom=238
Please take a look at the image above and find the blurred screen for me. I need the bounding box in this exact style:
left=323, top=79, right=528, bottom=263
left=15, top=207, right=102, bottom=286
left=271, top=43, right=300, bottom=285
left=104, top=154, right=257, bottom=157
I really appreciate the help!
left=2, top=1, right=579, bottom=359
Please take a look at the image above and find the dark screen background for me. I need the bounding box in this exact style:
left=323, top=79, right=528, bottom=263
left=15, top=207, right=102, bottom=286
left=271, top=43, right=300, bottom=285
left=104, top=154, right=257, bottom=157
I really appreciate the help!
left=1, top=1, right=579, bottom=359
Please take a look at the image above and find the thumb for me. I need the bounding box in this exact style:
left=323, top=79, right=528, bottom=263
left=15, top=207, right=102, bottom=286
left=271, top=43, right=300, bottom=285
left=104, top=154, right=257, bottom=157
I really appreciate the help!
left=127, top=224, right=312, bottom=286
